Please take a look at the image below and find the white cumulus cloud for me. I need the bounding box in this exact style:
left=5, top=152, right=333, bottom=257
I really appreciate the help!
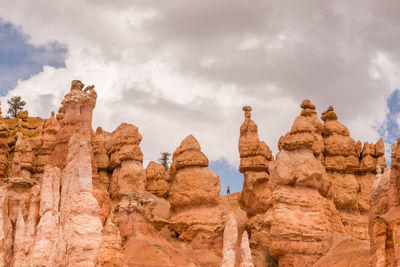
left=0, top=0, right=400, bottom=166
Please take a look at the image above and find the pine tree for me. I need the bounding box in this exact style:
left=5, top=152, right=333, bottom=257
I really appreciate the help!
left=7, top=96, right=26, bottom=118
left=158, top=152, right=171, bottom=170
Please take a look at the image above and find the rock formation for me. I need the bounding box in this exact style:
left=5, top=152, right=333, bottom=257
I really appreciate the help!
left=169, top=135, right=219, bottom=210
left=240, top=231, right=254, bottom=267
left=35, top=112, right=59, bottom=177
left=30, top=126, right=103, bottom=267
left=0, top=80, right=396, bottom=267
left=51, top=80, right=97, bottom=169
left=321, top=106, right=382, bottom=241
left=0, top=117, right=8, bottom=178
left=168, top=135, right=225, bottom=264
left=221, top=213, right=238, bottom=267
left=220, top=213, right=254, bottom=267
left=244, top=100, right=346, bottom=266
left=248, top=100, right=343, bottom=266
left=238, top=101, right=386, bottom=266
left=91, top=126, right=112, bottom=225
left=109, top=123, right=145, bottom=201
left=29, top=165, right=60, bottom=266
left=369, top=139, right=400, bottom=266
left=238, top=106, right=273, bottom=217
left=145, top=161, right=171, bottom=198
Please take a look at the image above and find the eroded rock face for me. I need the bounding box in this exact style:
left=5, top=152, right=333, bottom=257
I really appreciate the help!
left=369, top=140, right=400, bottom=266
left=264, top=186, right=344, bottom=266
left=109, top=123, right=145, bottom=201
left=221, top=214, right=238, bottom=267
left=168, top=135, right=225, bottom=263
left=51, top=80, right=97, bottom=169
left=321, top=106, right=381, bottom=241
left=220, top=214, right=255, bottom=267
left=145, top=161, right=171, bottom=198
left=0, top=81, right=394, bottom=266
left=58, top=126, right=103, bottom=267
left=94, top=218, right=123, bottom=267
left=247, top=100, right=346, bottom=266
left=169, top=135, right=220, bottom=210
left=0, top=118, right=8, bottom=178
left=0, top=80, right=220, bottom=266
left=34, top=112, right=60, bottom=177
left=29, top=165, right=60, bottom=266
left=30, top=126, right=103, bottom=267
left=0, top=121, right=104, bottom=267
left=238, top=106, right=273, bottom=217
left=240, top=231, right=254, bottom=267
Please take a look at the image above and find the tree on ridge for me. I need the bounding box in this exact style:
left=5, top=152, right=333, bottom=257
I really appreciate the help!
left=7, top=96, right=26, bottom=118
left=158, top=152, right=171, bottom=170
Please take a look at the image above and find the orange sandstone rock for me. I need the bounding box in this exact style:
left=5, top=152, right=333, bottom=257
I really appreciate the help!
left=29, top=165, right=61, bottom=266
left=55, top=126, right=103, bottom=267
left=238, top=106, right=273, bottom=217
left=145, top=161, right=172, bottom=198
left=321, top=106, right=381, bottom=241
left=221, top=213, right=238, bottom=267
left=169, top=135, right=220, bottom=210
left=239, top=231, right=254, bottom=267
left=262, top=100, right=346, bottom=266
left=369, top=140, right=400, bottom=266
left=169, top=135, right=224, bottom=263
left=95, top=218, right=123, bottom=267
left=109, top=123, right=146, bottom=201
left=51, top=80, right=97, bottom=169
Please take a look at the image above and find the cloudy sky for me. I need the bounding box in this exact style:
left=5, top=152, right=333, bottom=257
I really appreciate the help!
left=1, top=0, right=400, bottom=193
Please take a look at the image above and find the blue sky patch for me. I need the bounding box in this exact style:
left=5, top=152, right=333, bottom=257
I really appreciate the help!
left=378, top=89, right=400, bottom=164
left=209, top=159, right=243, bottom=195
left=0, top=20, right=67, bottom=95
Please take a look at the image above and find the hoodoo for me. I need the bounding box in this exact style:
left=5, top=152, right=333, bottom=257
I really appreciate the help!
left=0, top=80, right=396, bottom=267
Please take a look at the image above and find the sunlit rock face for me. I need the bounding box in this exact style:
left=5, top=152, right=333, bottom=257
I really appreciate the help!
left=239, top=100, right=384, bottom=266
left=320, top=106, right=385, bottom=242
left=263, top=100, right=345, bottom=266
left=0, top=80, right=393, bottom=267
left=238, top=106, right=273, bottom=218
left=369, top=139, right=400, bottom=267
left=220, top=213, right=254, bottom=267
left=145, top=161, right=171, bottom=198
left=0, top=80, right=230, bottom=267
left=51, top=80, right=97, bottom=169
left=167, top=134, right=227, bottom=266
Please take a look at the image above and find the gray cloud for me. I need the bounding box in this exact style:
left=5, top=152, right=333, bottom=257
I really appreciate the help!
left=131, top=0, right=395, bottom=122
left=0, top=0, right=399, bottom=164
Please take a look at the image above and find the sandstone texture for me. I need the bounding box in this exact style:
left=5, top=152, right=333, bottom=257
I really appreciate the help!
left=0, top=80, right=396, bottom=267
left=369, top=140, right=400, bottom=267
left=321, top=106, right=384, bottom=241
left=145, top=161, right=171, bottom=198
left=314, top=237, right=370, bottom=267
left=51, top=80, right=97, bottom=169
left=0, top=81, right=213, bottom=266
left=221, top=214, right=254, bottom=267
left=240, top=101, right=384, bottom=266
left=239, top=231, right=254, bottom=267
left=168, top=135, right=226, bottom=265
left=238, top=106, right=273, bottom=217
left=221, top=213, right=237, bottom=267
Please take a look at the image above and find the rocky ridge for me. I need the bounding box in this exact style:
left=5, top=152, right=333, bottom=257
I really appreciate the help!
left=0, top=80, right=397, bottom=267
